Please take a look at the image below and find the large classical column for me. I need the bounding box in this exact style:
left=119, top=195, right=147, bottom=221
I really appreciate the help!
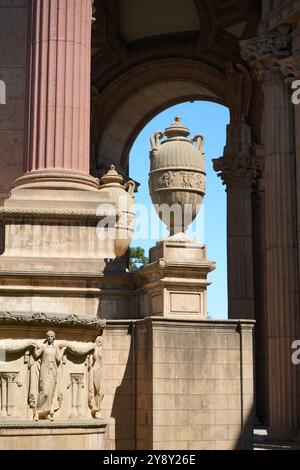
left=280, top=20, right=300, bottom=436
left=241, top=27, right=300, bottom=438
left=15, top=0, right=98, bottom=190
left=213, top=123, right=256, bottom=319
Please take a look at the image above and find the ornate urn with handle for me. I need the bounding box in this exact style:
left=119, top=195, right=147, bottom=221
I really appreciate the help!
left=149, top=116, right=206, bottom=235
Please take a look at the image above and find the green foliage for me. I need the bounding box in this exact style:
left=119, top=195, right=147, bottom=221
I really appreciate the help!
left=129, top=247, right=149, bottom=272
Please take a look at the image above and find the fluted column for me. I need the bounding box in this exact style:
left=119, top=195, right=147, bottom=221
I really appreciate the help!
left=279, top=21, right=300, bottom=436
left=214, top=124, right=256, bottom=319
left=241, top=27, right=299, bottom=438
left=15, top=0, right=98, bottom=190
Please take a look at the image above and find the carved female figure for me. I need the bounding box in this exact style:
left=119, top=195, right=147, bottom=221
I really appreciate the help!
left=31, top=331, right=66, bottom=421
left=88, top=336, right=103, bottom=419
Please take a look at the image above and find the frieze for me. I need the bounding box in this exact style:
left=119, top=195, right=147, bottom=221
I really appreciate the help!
left=152, top=170, right=206, bottom=193
left=0, top=311, right=106, bottom=330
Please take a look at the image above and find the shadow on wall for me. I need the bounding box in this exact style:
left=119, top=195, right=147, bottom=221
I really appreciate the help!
left=234, top=405, right=254, bottom=450
left=110, top=323, right=136, bottom=450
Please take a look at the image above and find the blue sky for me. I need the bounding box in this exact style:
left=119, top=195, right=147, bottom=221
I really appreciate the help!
left=129, top=101, right=229, bottom=319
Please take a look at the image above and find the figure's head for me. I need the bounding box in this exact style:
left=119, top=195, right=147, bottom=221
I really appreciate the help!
left=46, top=330, right=55, bottom=344
left=95, top=336, right=102, bottom=347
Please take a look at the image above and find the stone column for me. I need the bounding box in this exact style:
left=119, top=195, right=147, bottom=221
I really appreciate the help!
left=15, top=0, right=98, bottom=190
left=252, top=150, right=268, bottom=425
left=213, top=123, right=256, bottom=319
left=241, top=27, right=300, bottom=438
left=279, top=21, right=300, bottom=437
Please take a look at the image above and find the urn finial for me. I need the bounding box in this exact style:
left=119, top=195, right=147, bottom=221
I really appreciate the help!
left=164, top=116, right=190, bottom=139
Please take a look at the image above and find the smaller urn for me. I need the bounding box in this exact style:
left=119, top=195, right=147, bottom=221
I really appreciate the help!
left=149, top=116, right=206, bottom=235
left=99, top=165, right=136, bottom=257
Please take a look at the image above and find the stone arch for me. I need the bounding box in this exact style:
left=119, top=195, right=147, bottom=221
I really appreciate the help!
left=91, top=58, right=229, bottom=174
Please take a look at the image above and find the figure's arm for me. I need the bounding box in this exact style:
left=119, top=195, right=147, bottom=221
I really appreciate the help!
left=55, top=345, right=67, bottom=365
left=0, top=339, right=40, bottom=354
left=32, top=344, right=44, bottom=360
left=57, top=340, right=95, bottom=356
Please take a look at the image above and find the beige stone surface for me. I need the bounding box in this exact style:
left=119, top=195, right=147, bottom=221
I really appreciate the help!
left=135, top=318, right=254, bottom=450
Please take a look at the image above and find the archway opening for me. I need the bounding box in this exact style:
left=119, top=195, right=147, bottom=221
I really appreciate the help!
left=129, top=100, right=229, bottom=319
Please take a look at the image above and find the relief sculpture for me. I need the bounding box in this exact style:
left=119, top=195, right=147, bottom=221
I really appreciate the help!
left=0, top=331, right=104, bottom=421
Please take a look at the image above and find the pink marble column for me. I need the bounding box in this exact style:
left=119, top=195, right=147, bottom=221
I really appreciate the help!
left=15, top=0, right=98, bottom=190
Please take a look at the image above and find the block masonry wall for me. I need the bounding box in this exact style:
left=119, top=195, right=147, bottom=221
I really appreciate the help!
left=103, top=318, right=254, bottom=450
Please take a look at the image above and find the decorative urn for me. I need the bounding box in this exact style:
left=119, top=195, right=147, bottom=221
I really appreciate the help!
left=99, top=165, right=136, bottom=257
left=149, top=116, right=206, bottom=235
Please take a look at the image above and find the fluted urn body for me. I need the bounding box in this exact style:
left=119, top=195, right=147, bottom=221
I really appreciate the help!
left=149, top=117, right=206, bottom=235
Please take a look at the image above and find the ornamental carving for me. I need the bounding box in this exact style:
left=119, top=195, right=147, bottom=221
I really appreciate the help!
left=154, top=170, right=206, bottom=193
left=224, top=62, right=252, bottom=123
left=0, top=330, right=105, bottom=422
left=213, top=154, right=257, bottom=188
left=240, top=26, right=291, bottom=63
left=240, top=25, right=292, bottom=83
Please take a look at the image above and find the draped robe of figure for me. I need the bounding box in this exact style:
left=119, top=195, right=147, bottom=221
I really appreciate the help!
left=32, top=343, right=65, bottom=420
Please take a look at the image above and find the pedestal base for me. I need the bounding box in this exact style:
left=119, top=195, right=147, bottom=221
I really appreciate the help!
left=138, top=234, right=216, bottom=319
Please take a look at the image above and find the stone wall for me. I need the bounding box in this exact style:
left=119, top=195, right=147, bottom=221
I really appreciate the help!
left=101, top=318, right=254, bottom=450
left=0, top=0, right=27, bottom=201
left=102, top=322, right=135, bottom=450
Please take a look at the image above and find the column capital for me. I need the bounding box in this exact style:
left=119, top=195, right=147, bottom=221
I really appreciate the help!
left=277, top=53, right=300, bottom=80
left=240, top=25, right=292, bottom=83
left=213, top=153, right=257, bottom=189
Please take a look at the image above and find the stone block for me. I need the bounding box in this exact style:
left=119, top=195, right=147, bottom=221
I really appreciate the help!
left=175, top=394, right=202, bottom=410
left=215, top=440, right=238, bottom=450
left=153, top=363, right=176, bottom=379
left=215, top=379, right=241, bottom=395
left=215, top=349, right=240, bottom=364
left=188, top=410, right=216, bottom=425
left=188, top=379, right=215, bottom=394
left=228, top=394, right=241, bottom=410
left=153, top=409, right=189, bottom=426
left=189, top=440, right=216, bottom=450
left=153, top=394, right=176, bottom=410
left=201, top=394, right=228, bottom=410
left=154, top=378, right=189, bottom=395
left=201, top=425, right=229, bottom=441
left=215, top=409, right=242, bottom=425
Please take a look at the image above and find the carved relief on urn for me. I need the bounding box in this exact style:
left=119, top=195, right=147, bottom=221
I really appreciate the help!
left=149, top=117, right=206, bottom=235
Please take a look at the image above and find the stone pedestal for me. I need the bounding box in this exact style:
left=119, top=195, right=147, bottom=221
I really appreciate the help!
left=138, top=234, right=215, bottom=320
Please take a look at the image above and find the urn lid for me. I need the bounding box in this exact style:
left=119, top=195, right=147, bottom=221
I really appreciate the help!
left=164, top=116, right=190, bottom=139
left=100, top=165, right=124, bottom=185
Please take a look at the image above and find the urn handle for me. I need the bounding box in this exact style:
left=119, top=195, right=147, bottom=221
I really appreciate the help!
left=150, top=131, right=164, bottom=151
left=191, top=134, right=205, bottom=153
left=125, top=180, right=136, bottom=196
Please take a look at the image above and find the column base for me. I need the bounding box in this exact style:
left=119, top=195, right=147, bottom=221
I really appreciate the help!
left=13, top=170, right=100, bottom=191
left=266, top=428, right=300, bottom=442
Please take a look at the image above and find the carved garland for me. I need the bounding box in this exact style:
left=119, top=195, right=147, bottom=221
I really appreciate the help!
left=0, top=311, right=106, bottom=330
